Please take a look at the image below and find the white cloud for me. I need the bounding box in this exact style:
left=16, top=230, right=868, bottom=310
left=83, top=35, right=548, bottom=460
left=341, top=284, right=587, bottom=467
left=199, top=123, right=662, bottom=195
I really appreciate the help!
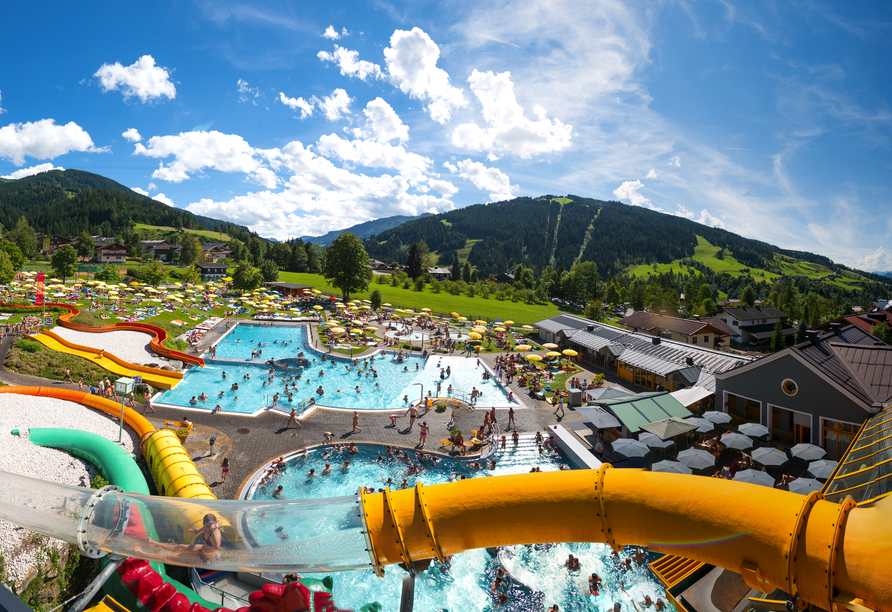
left=613, top=180, right=657, bottom=209
left=318, top=88, right=352, bottom=121
left=122, top=128, right=142, bottom=142
left=317, top=46, right=383, bottom=81
left=0, top=90, right=5, bottom=114
left=0, top=119, right=96, bottom=166
left=352, top=98, right=409, bottom=143
left=237, top=79, right=261, bottom=103
left=131, top=187, right=149, bottom=196
left=429, top=179, right=459, bottom=197
left=94, top=55, right=176, bottom=103
left=188, top=139, right=454, bottom=239
left=322, top=25, right=347, bottom=40
left=856, top=247, right=892, bottom=272
left=279, top=92, right=314, bottom=119
left=443, top=161, right=458, bottom=173
left=383, top=28, right=467, bottom=123
left=133, top=130, right=270, bottom=184
left=148, top=182, right=157, bottom=191
left=673, top=204, right=725, bottom=228
left=646, top=169, right=657, bottom=179
left=316, top=134, right=430, bottom=183
left=1, top=163, right=64, bottom=179
left=152, top=193, right=174, bottom=206
left=451, top=69, right=573, bottom=159
left=456, top=159, right=517, bottom=202
left=668, top=155, right=681, bottom=167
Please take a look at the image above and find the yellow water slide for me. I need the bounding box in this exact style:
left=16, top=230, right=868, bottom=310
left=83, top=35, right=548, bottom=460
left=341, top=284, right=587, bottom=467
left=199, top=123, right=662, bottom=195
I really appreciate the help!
left=360, top=467, right=892, bottom=612
left=29, top=329, right=183, bottom=390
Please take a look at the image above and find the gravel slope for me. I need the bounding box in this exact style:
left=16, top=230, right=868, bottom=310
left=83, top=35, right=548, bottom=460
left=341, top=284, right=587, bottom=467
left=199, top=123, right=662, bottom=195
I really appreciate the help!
left=0, top=395, right=140, bottom=584
left=51, top=326, right=176, bottom=368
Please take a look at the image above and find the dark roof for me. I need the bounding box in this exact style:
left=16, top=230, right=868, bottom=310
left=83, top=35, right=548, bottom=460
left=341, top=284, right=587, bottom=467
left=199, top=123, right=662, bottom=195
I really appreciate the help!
left=791, top=325, right=892, bottom=409
left=196, top=263, right=226, bottom=270
left=201, top=243, right=228, bottom=250
left=95, top=242, right=127, bottom=250
left=700, top=317, right=737, bottom=336
left=720, top=306, right=788, bottom=321
left=535, top=313, right=752, bottom=376
left=741, top=322, right=796, bottom=340
left=618, top=312, right=732, bottom=337
left=818, top=313, right=892, bottom=335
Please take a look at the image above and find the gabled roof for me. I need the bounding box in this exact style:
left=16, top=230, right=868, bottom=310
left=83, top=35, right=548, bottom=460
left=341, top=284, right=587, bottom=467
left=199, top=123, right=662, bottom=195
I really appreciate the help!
left=596, top=391, right=692, bottom=434
left=535, top=313, right=752, bottom=377
left=700, top=317, right=737, bottom=336
left=196, top=263, right=227, bottom=270
left=718, top=306, right=789, bottom=321
left=95, top=242, right=127, bottom=250
left=740, top=322, right=796, bottom=340
left=201, top=242, right=228, bottom=250
left=618, top=312, right=733, bottom=337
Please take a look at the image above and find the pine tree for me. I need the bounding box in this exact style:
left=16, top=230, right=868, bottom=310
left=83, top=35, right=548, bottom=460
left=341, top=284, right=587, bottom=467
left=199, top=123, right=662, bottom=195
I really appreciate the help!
left=451, top=254, right=461, bottom=281
left=406, top=243, right=424, bottom=280
left=770, top=321, right=785, bottom=353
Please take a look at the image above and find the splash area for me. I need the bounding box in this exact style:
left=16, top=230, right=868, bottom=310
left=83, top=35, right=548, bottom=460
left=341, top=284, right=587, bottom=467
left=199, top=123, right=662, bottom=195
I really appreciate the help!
left=243, top=440, right=673, bottom=612
left=157, top=323, right=518, bottom=413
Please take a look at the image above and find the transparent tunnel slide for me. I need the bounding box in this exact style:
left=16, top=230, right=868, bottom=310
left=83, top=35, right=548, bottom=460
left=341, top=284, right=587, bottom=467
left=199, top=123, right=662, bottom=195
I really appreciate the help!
left=0, top=470, right=374, bottom=573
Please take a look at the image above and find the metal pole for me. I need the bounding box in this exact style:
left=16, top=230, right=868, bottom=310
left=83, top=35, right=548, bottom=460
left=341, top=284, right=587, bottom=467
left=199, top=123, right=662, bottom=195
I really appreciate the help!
left=67, top=555, right=125, bottom=612
left=398, top=572, right=415, bottom=612
left=118, top=393, right=125, bottom=444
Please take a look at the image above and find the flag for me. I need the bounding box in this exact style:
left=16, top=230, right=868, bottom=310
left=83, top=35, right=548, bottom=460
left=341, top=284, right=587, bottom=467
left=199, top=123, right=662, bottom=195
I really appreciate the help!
left=35, top=272, right=45, bottom=307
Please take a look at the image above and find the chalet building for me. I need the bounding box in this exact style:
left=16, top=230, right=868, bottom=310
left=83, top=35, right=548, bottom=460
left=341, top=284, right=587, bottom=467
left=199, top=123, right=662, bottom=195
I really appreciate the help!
left=618, top=312, right=735, bottom=347
left=495, top=272, right=515, bottom=284
left=262, top=282, right=314, bottom=297
left=818, top=312, right=892, bottom=339
left=534, top=314, right=752, bottom=408
left=35, top=234, right=72, bottom=253
left=196, top=263, right=227, bottom=280
left=152, top=243, right=182, bottom=262
left=93, top=243, right=127, bottom=264
left=199, top=243, right=231, bottom=264
left=368, top=259, right=390, bottom=271
left=715, top=324, right=892, bottom=459
left=867, top=299, right=891, bottom=312
left=427, top=267, right=451, bottom=280
left=713, top=306, right=795, bottom=346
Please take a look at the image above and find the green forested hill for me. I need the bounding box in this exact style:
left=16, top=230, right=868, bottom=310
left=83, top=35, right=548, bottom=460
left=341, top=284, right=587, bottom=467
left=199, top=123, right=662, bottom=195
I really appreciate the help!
left=0, top=169, right=255, bottom=241
left=364, top=195, right=891, bottom=288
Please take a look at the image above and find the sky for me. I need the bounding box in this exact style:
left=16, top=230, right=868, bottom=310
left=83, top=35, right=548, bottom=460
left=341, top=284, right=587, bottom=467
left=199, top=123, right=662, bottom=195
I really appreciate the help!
left=1, top=1, right=891, bottom=272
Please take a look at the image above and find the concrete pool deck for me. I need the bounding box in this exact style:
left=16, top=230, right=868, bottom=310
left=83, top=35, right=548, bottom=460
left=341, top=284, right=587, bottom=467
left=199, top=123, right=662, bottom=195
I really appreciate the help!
left=0, top=317, right=637, bottom=501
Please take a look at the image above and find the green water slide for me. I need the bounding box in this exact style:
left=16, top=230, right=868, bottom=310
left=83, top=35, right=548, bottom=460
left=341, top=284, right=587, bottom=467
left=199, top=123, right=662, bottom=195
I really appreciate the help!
left=28, top=428, right=219, bottom=610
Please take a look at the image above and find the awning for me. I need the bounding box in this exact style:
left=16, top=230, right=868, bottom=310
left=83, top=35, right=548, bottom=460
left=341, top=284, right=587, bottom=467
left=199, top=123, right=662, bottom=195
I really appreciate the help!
left=640, top=417, right=699, bottom=440
left=597, top=392, right=693, bottom=434
left=576, top=406, right=621, bottom=430
left=585, top=387, right=633, bottom=402
left=670, top=386, right=713, bottom=407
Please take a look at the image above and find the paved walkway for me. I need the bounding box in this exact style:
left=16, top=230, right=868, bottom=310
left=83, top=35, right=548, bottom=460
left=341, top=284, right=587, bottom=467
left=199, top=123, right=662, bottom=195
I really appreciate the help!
left=0, top=319, right=637, bottom=500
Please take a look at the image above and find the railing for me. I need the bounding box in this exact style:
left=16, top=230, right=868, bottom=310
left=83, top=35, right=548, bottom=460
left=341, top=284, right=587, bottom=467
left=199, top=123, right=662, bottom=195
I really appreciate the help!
left=190, top=569, right=250, bottom=608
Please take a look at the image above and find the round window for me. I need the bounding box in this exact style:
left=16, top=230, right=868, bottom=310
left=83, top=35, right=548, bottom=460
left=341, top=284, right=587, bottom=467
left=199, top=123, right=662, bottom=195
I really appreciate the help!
left=781, top=379, right=798, bottom=396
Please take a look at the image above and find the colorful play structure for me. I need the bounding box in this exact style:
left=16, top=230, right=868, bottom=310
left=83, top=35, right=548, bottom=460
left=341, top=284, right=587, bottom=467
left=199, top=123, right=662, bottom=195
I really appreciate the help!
left=0, top=304, right=890, bottom=611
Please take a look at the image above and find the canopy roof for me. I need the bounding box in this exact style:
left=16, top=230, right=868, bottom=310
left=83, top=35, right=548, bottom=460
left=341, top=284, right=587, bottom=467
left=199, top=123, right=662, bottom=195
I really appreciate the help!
left=596, top=392, right=692, bottom=434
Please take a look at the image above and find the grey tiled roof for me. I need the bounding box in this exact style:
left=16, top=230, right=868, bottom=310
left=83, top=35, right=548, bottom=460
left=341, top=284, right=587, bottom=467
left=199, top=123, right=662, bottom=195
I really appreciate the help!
left=720, top=306, right=788, bottom=321
left=535, top=314, right=752, bottom=377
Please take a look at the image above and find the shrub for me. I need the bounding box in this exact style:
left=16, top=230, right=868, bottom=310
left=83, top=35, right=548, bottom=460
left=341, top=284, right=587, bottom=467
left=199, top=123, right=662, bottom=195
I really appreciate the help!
left=413, top=277, right=425, bottom=292
left=436, top=403, right=447, bottom=412
left=402, top=280, right=411, bottom=289
left=14, top=339, right=41, bottom=353
left=90, top=474, right=110, bottom=489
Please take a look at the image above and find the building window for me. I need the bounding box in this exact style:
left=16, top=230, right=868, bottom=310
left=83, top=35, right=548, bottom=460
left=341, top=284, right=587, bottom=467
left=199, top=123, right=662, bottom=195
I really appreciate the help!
left=781, top=379, right=798, bottom=396
left=733, top=320, right=738, bottom=326
left=703, top=336, right=709, bottom=343
left=822, top=419, right=858, bottom=461
left=692, top=336, right=697, bottom=344
left=727, top=394, right=760, bottom=427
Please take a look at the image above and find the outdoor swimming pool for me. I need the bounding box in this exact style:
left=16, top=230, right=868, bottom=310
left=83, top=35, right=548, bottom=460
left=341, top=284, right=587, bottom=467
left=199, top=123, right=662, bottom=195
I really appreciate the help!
left=157, top=323, right=518, bottom=413
left=243, top=441, right=673, bottom=612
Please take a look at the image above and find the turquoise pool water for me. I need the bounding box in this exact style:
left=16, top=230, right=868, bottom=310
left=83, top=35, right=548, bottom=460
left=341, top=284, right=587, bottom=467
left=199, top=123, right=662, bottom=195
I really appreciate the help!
left=245, top=441, right=674, bottom=612
left=212, top=323, right=308, bottom=360
left=159, top=324, right=517, bottom=413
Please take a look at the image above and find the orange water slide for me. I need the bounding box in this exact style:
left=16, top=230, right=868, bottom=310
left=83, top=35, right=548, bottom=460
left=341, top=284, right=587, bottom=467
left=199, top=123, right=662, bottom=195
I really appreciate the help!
left=0, top=385, right=155, bottom=437
left=2, top=301, right=204, bottom=366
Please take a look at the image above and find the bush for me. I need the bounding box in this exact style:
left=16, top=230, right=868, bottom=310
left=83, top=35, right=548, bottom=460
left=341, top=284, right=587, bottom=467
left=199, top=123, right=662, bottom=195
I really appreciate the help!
left=14, top=339, right=41, bottom=353
left=435, top=403, right=447, bottom=412
left=402, top=280, right=411, bottom=289
left=90, top=474, right=110, bottom=489
left=413, top=277, right=425, bottom=292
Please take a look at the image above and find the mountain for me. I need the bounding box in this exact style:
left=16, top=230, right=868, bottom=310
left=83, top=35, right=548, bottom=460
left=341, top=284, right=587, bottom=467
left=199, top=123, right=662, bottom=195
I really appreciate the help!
left=875, top=271, right=892, bottom=278
left=302, top=213, right=432, bottom=247
left=363, top=195, right=892, bottom=290
left=0, top=169, right=256, bottom=242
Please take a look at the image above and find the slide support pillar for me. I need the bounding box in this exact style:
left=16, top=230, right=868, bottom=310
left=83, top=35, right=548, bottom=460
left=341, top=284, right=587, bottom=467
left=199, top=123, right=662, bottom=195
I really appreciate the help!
left=68, top=555, right=125, bottom=612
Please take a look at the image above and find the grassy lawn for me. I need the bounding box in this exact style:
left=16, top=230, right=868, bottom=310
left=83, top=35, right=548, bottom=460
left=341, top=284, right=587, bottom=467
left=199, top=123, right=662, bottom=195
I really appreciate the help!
left=5, top=338, right=109, bottom=383
left=134, top=223, right=232, bottom=242
left=274, top=272, right=564, bottom=325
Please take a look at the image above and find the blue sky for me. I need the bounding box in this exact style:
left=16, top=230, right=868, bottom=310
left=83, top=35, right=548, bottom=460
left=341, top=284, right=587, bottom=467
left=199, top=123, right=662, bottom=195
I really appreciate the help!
left=1, top=1, right=891, bottom=271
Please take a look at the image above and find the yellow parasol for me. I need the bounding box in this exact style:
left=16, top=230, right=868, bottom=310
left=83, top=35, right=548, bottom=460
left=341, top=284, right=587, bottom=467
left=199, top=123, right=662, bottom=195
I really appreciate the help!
left=545, top=351, right=562, bottom=357
left=312, top=305, right=323, bottom=310
left=522, top=325, right=534, bottom=330
left=383, top=303, right=392, bottom=307
left=542, top=343, right=559, bottom=349
left=330, top=327, right=346, bottom=334
left=504, top=320, right=514, bottom=326
left=468, top=332, right=483, bottom=340
left=472, top=326, right=487, bottom=334
left=525, top=354, right=543, bottom=361
left=364, top=326, right=378, bottom=332
left=493, top=327, right=506, bottom=332
left=449, top=311, right=460, bottom=317
left=420, top=307, right=431, bottom=312
left=457, top=316, right=468, bottom=321
left=475, top=319, right=487, bottom=325
left=515, top=344, right=532, bottom=351
left=562, top=349, right=578, bottom=357
left=404, top=309, right=415, bottom=314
